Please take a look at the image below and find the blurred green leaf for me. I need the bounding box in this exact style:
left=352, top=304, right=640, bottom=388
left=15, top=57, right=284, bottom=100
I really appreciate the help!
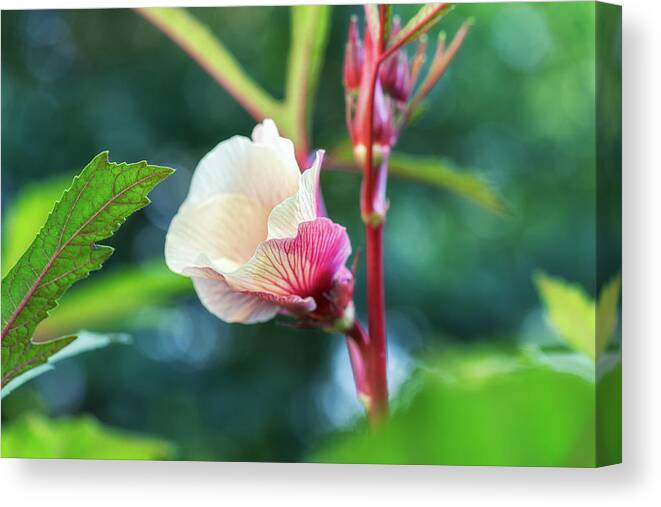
left=140, top=6, right=333, bottom=153
left=285, top=6, right=331, bottom=149
left=2, top=175, right=72, bottom=275
left=329, top=144, right=508, bottom=214
left=525, top=348, right=595, bottom=382
left=388, top=152, right=508, bottom=214
left=312, top=349, right=598, bottom=467
left=535, top=272, right=596, bottom=360
left=597, top=361, right=621, bottom=465
left=35, top=261, right=192, bottom=341
left=138, top=8, right=284, bottom=131
left=1, top=412, right=175, bottom=460
left=535, top=272, right=620, bottom=360
left=1, top=152, right=173, bottom=388
left=0, top=336, right=76, bottom=399
left=596, top=274, right=621, bottom=355
left=1, top=331, right=129, bottom=399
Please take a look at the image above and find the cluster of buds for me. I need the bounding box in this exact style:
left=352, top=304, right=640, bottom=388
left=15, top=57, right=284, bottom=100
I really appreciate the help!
left=343, top=13, right=471, bottom=167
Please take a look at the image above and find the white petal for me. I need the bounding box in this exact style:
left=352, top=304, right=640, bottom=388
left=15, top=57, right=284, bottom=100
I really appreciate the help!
left=165, top=193, right=269, bottom=274
left=186, top=135, right=299, bottom=209
left=267, top=150, right=323, bottom=240
left=251, top=119, right=300, bottom=173
left=189, top=268, right=279, bottom=324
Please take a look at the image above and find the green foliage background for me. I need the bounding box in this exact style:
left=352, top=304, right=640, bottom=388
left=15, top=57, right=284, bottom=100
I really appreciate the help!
left=1, top=3, right=621, bottom=465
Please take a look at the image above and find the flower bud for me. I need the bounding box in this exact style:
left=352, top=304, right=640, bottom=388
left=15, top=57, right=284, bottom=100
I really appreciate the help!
left=388, top=15, right=401, bottom=45
left=372, top=80, right=395, bottom=146
left=380, top=51, right=411, bottom=103
left=328, top=267, right=355, bottom=325
left=343, top=15, right=363, bottom=92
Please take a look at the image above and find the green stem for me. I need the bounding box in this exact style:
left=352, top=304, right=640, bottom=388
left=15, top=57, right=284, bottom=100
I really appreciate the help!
left=137, top=8, right=284, bottom=129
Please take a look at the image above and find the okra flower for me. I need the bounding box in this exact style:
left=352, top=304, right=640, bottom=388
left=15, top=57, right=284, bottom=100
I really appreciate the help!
left=165, top=120, right=353, bottom=326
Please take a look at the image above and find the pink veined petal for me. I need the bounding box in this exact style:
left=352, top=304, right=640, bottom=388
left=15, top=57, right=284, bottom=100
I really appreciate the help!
left=251, top=119, right=300, bottom=172
left=185, top=135, right=299, bottom=209
left=267, top=150, right=324, bottom=240
left=242, top=291, right=317, bottom=315
left=187, top=268, right=280, bottom=324
left=226, top=218, right=352, bottom=300
left=165, top=193, right=269, bottom=275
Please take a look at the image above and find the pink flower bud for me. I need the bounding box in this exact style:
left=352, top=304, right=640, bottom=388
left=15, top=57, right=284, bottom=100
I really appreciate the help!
left=380, top=51, right=411, bottom=103
left=388, top=15, right=401, bottom=43
left=372, top=80, right=395, bottom=146
left=343, top=15, right=363, bottom=91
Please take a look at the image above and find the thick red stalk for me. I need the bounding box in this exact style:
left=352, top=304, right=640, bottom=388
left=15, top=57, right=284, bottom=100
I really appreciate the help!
left=359, top=4, right=390, bottom=424
left=344, top=3, right=456, bottom=424
left=365, top=222, right=388, bottom=422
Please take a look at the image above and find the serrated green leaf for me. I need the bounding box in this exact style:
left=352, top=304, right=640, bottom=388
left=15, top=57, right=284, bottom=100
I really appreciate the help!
left=1, top=152, right=173, bottom=388
left=1, top=412, right=175, bottom=460
left=35, top=261, right=192, bottom=341
left=387, top=3, right=452, bottom=52
left=1, top=175, right=72, bottom=276
left=285, top=6, right=331, bottom=149
left=1, top=331, right=130, bottom=399
left=1, top=173, right=192, bottom=356
left=0, top=335, right=76, bottom=392
left=329, top=144, right=508, bottom=214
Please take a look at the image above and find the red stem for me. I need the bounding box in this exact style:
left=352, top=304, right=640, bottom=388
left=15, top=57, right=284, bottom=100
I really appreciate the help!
left=365, top=223, right=388, bottom=422
left=355, top=2, right=450, bottom=423
left=358, top=4, right=390, bottom=425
